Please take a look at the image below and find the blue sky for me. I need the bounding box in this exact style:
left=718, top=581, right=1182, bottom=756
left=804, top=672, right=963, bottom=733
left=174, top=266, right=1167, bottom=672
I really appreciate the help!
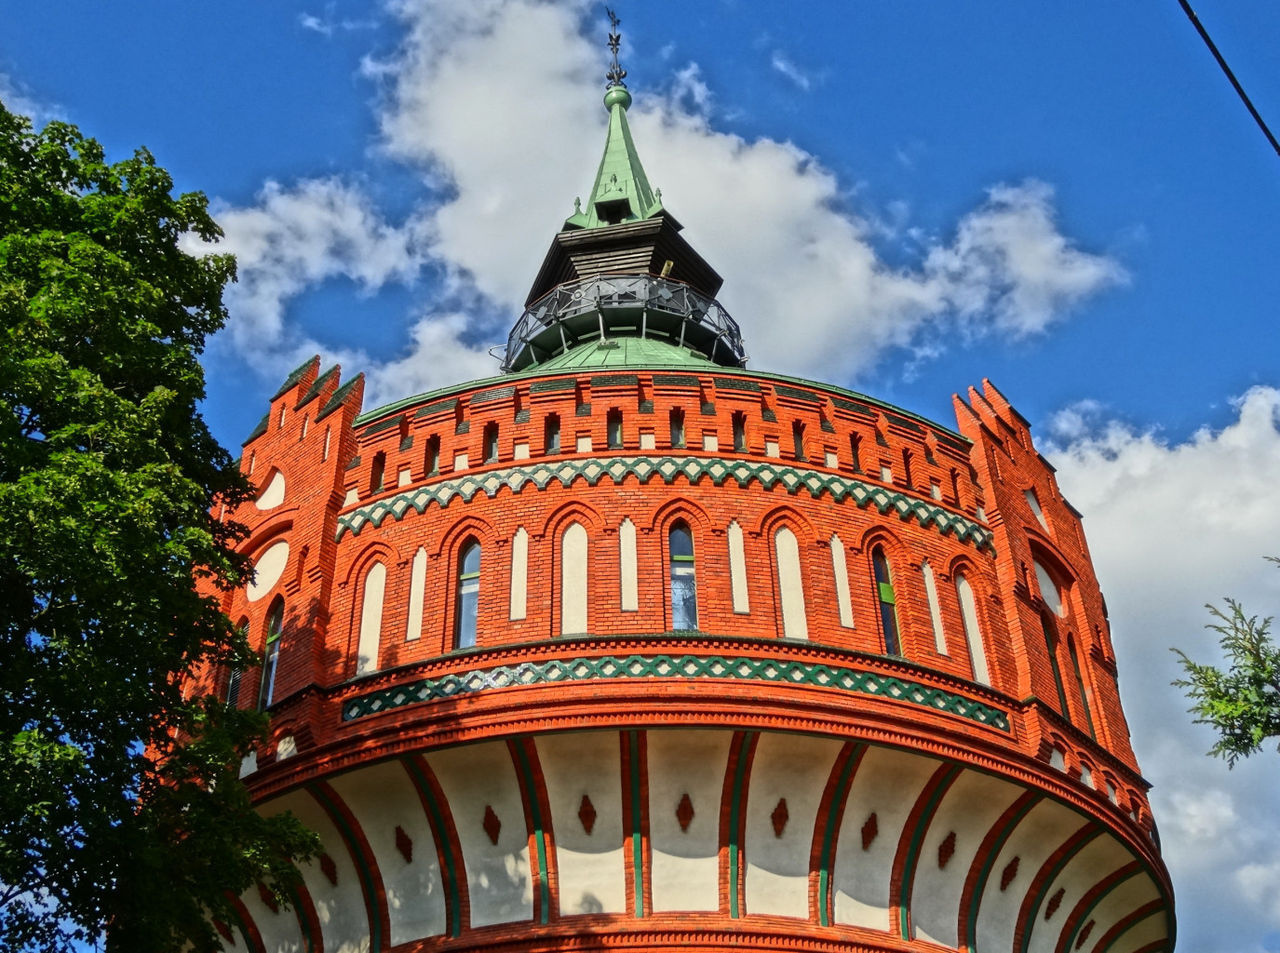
left=3, top=2, right=1279, bottom=949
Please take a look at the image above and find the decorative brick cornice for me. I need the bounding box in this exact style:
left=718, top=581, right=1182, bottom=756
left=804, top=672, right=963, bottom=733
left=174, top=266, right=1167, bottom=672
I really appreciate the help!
left=341, top=651, right=1011, bottom=730
left=334, top=455, right=993, bottom=551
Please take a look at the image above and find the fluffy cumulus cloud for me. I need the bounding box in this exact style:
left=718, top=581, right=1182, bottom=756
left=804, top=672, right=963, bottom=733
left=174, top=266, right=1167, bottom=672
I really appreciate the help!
left=1048, top=386, right=1280, bottom=951
left=207, top=0, right=1125, bottom=411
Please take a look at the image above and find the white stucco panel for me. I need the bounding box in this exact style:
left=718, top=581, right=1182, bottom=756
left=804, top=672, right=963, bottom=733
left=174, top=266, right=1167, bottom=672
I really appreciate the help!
left=648, top=730, right=733, bottom=912
left=744, top=732, right=841, bottom=918
left=246, top=539, right=290, bottom=603
left=832, top=746, right=937, bottom=931
left=328, top=760, right=447, bottom=945
left=254, top=469, right=286, bottom=510
left=425, top=742, right=531, bottom=928
left=536, top=732, right=626, bottom=915
left=909, top=768, right=1021, bottom=948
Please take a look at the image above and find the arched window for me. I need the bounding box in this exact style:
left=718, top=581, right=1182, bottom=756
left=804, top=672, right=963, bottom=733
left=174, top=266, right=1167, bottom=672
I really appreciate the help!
left=544, top=414, right=561, bottom=455
left=669, top=521, right=698, bottom=630
left=669, top=408, right=685, bottom=449
left=258, top=597, right=284, bottom=710
left=607, top=408, right=623, bottom=449
left=872, top=547, right=901, bottom=655
left=370, top=451, right=386, bottom=494
left=732, top=411, right=747, bottom=452
left=455, top=540, right=481, bottom=649
left=1039, top=611, right=1071, bottom=720
left=424, top=434, right=440, bottom=476
left=483, top=421, right=499, bottom=464
left=955, top=573, right=991, bottom=684
left=1034, top=559, right=1072, bottom=720
left=1068, top=636, right=1096, bottom=739
left=228, top=617, right=248, bottom=707
left=792, top=420, right=806, bottom=461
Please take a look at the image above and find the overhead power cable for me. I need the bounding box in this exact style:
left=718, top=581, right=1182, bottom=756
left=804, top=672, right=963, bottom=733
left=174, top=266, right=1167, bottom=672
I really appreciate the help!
left=1176, top=0, right=1280, bottom=157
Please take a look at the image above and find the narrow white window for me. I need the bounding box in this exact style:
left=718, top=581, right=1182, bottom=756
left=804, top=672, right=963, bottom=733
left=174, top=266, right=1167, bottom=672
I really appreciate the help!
left=1025, top=488, right=1049, bottom=530
left=509, top=527, right=529, bottom=621
left=728, top=520, right=749, bottom=614
left=1034, top=559, right=1064, bottom=616
left=774, top=526, right=808, bottom=640
left=619, top=518, right=638, bottom=612
left=956, top=573, right=991, bottom=684
left=922, top=560, right=947, bottom=654
left=561, top=522, right=588, bottom=635
left=356, top=562, right=386, bottom=675
left=830, top=534, right=854, bottom=628
left=405, top=547, right=427, bottom=641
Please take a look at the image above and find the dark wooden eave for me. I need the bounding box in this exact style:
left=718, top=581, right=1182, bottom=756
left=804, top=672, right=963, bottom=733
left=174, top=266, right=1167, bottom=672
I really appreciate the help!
left=525, top=214, right=724, bottom=306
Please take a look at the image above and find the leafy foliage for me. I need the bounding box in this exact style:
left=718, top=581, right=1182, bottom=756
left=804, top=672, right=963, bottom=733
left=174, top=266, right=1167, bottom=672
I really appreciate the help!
left=0, top=102, right=316, bottom=951
left=1174, top=558, right=1280, bottom=767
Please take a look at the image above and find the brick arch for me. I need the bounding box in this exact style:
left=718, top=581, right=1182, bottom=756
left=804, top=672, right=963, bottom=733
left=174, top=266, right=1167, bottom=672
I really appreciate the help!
left=754, top=503, right=819, bottom=542
left=243, top=516, right=295, bottom=558
left=340, top=540, right=397, bottom=589
left=429, top=513, right=498, bottom=560
left=645, top=495, right=714, bottom=536
left=536, top=498, right=606, bottom=541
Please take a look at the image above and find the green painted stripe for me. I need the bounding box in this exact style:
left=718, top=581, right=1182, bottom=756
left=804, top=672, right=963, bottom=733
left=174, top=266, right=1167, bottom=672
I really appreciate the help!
left=898, top=763, right=963, bottom=938
left=510, top=741, right=552, bottom=924
left=628, top=731, right=645, bottom=918
left=727, top=732, right=757, bottom=919
left=281, top=883, right=316, bottom=953
left=817, top=743, right=863, bottom=928
left=1062, top=864, right=1143, bottom=953
left=343, top=652, right=1011, bottom=733
left=1018, top=827, right=1104, bottom=953
left=222, top=898, right=258, bottom=953
left=307, top=782, right=383, bottom=951
left=965, top=793, right=1041, bottom=952
left=334, top=454, right=994, bottom=552
left=402, top=757, right=463, bottom=938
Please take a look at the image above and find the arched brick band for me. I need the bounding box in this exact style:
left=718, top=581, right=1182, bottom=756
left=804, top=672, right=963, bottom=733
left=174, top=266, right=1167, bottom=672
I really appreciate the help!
left=334, top=455, right=994, bottom=551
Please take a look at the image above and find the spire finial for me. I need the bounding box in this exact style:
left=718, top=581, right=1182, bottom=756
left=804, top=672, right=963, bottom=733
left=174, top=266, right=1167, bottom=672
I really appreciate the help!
left=605, top=8, right=627, bottom=89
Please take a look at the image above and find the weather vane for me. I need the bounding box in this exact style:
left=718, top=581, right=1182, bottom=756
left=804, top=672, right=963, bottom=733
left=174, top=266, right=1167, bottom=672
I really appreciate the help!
left=605, top=8, right=627, bottom=88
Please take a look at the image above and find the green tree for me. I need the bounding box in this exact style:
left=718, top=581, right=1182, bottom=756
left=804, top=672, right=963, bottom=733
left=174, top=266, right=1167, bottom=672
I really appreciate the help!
left=1174, top=558, right=1280, bottom=766
left=0, top=102, right=316, bottom=951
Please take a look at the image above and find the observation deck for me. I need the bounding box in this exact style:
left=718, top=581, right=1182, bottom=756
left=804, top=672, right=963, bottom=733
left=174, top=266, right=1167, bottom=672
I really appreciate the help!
left=502, top=274, right=747, bottom=373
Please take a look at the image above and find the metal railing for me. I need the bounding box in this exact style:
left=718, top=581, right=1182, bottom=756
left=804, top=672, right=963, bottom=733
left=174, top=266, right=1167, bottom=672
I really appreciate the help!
left=502, top=273, right=747, bottom=372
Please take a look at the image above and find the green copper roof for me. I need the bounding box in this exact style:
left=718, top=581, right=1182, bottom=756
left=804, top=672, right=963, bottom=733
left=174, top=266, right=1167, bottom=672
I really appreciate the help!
left=535, top=337, right=715, bottom=371
left=563, top=85, right=665, bottom=230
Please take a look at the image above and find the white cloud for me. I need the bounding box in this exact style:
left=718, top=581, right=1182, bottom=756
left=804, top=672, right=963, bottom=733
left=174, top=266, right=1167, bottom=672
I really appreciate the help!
left=770, top=50, right=812, bottom=91
left=193, top=177, right=499, bottom=409
left=207, top=0, right=1124, bottom=408
left=1049, top=386, right=1280, bottom=952
left=363, top=0, right=1123, bottom=384
left=0, top=72, right=61, bottom=126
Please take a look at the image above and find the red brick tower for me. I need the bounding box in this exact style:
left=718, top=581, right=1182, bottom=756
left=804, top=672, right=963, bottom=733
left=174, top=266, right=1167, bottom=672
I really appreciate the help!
left=197, top=48, right=1173, bottom=953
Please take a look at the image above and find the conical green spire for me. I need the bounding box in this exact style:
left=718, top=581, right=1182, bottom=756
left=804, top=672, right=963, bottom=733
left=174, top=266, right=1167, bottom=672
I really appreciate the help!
left=563, top=85, right=665, bottom=230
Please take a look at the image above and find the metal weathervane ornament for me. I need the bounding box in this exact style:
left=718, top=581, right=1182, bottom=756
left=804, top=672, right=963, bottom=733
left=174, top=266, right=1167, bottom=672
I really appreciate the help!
left=606, top=8, right=627, bottom=88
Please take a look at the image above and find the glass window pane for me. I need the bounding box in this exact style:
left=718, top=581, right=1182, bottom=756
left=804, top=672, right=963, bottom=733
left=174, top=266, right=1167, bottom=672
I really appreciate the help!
left=457, top=541, right=481, bottom=648
left=669, top=523, right=697, bottom=629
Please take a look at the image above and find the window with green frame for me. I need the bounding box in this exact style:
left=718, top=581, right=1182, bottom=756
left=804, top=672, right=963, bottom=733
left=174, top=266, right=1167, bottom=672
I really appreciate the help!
left=872, top=546, right=901, bottom=655
left=455, top=539, right=481, bottom=649
left=258, top=597, right=284, bottom=710
left=669, top=521, right=697, bottom=630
